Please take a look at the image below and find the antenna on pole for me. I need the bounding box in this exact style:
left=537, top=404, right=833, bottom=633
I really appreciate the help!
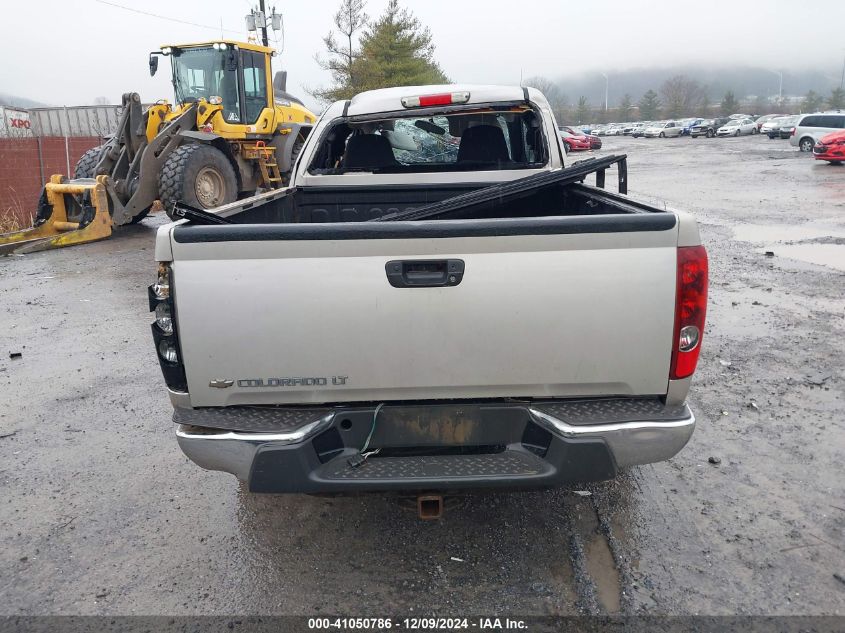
left=245, top=3, right=283, bottom=49
left=258, top=0, right=268, bottom=47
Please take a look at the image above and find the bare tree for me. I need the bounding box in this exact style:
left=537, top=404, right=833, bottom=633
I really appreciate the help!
left=525, top=76, right=568, bottom=122
left=311, top=0, right=369, bottom=102
left=92, top=96, right=110, bottom=105
left=660, top=75, right=705, bottom=118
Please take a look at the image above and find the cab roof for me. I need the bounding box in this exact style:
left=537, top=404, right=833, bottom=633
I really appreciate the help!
left=158, top=40, right=274, bottom=55
left=342, top=84, right=548, bottom=117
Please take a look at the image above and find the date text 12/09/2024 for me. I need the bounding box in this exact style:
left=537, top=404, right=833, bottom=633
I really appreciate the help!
left=307, top=617, right=528, bottom=630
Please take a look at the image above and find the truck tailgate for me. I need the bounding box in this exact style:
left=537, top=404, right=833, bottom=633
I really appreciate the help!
left=169, top=215, right=678, bottom=407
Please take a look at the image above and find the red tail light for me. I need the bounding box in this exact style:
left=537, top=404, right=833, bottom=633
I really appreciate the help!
left=670, top=245, right=708, bottom=380
left=790, top=127, right=796, bottom=136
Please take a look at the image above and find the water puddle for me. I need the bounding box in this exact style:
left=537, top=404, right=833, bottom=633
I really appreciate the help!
left=732, top=222, right=845, bottom=243
left=584, top=532, right=622, bottom=613
left=731, top=221, right=845, bottom=272
left=760, top=244, right=845, bottom=272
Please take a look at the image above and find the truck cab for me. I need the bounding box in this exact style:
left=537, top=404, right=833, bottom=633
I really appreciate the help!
left=149, top=40, right=315, bottom=140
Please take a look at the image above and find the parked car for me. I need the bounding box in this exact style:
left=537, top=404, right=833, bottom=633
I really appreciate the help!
left=681, top=118, right=704, bottom=136
left=630, top=122, right=649, bottom=138
left=728, top=113, right=753, bottom=120
left=761, top=116, right=795, bottom=139
left=716, top=118, right=757, bottom=136
left=644, top=121, right=682, bottom=138
left=605, top=124, right=625, bottom=136
left=561, top=126, right=601, bottom=149
left=775, top=116, right=799, bottom=139
left=789, top=112, right=845, bottom=152
left=592, top=125, right=608, bottom=136
left=156, top=84, right=706, bottom=498
left=812, top=129, right=845, bottom=164
left=690, top=118, right=729, bottom=138
left=560, top=129, right=592, bottom=152
left=754, top=114, right=786, bottom=131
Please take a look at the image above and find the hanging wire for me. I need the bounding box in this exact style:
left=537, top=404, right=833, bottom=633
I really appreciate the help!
left=361, top=403, right=384, bottom=454
left=93, top=0, right=242, bottom=35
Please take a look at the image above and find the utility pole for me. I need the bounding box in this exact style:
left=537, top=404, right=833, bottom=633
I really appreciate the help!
left=840, top=51, right=845, bottom=90
left=259, top=0, right=269, bottom=47
left=766, top=70, right=783, bottom=106
left=600, top=73, right=609, bottom=112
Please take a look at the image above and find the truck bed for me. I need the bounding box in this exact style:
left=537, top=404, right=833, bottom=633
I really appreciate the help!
left=225, top=163, right=639, bottom=225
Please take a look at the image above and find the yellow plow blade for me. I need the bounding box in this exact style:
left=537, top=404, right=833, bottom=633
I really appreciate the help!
left=0, top=175, right=113, bottom=255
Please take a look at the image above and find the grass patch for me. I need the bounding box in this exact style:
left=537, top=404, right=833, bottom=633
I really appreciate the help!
left=0, top=208, right=24, bottom=233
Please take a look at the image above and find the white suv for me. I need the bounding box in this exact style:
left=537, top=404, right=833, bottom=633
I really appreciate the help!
left=789, top=112, right=845, bottom=152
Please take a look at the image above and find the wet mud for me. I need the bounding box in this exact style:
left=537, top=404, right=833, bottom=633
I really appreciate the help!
left=0, top=135, right=842, bottom=615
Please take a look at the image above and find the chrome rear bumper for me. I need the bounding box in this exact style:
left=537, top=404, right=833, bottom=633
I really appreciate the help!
left=175, top=398, right=695, bottom=491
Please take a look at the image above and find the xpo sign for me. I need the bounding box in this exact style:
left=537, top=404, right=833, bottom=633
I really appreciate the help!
left=0, top=107, right=34, bottom=138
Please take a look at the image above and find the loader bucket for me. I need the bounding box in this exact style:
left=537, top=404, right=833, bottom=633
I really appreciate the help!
left=0, top=175, right=113, bottom=255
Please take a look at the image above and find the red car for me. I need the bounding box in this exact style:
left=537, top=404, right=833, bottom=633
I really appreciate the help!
left=561, top=126, right=602, bottom=150
left=813, top=130, right=845, bottom=164
left=559, top=128, right=601, bottom=152
left=560, top=130, right=591, bottom=152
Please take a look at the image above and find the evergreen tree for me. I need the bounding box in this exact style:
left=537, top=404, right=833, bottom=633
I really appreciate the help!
left=802, top=90, right=824, bottom=113
left=828, top=87, right=845, bottom=110
left=353, top=0, right=448, bottom=92
left=575, top=96, right=590, bottom=124
left=720, top=90, right=739, bottom=116
left=638, top=90, right=661, bottom=120
left=618, top=94, right=633, bottom=120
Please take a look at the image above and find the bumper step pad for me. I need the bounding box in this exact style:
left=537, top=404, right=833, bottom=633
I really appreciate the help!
left=321, top=451, right=546, bottom=480
left=174, top=406, right=330, bottom=433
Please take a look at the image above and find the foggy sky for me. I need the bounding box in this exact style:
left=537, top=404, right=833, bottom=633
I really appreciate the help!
left=1, top=0, right=843, bottom=111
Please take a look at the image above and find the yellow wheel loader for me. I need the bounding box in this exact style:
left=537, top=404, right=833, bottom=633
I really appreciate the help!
left=0, top=40, right=316, bottom=254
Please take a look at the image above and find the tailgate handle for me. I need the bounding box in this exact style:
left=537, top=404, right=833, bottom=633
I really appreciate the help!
left=386, top=259, right=464, bottom=288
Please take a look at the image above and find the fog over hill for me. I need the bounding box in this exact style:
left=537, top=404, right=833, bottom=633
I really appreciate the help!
left=544, top=66, right=842, bottom=108
left=0, top=93, right=49, bottom=109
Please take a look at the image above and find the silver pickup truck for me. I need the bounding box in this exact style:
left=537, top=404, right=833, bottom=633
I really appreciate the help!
left=149, top=84, right=708, bottom=497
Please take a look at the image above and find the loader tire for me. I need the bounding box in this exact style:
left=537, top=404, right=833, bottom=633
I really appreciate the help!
left=73, top=145, right=106, bottom=179
left=159, top=144, right=237, bottom=216
left=285, top=135, right=306, bottom=182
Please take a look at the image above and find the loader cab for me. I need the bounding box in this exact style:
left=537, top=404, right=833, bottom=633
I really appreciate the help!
left=159, top=41, right=273, bottom=126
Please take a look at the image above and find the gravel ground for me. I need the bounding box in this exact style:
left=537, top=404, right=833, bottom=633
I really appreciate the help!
left=0, top=134, right=843, bottom=617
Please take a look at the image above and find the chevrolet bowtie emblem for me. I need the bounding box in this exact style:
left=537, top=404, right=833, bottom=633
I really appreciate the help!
left=209, top=379, right=234, bottom=389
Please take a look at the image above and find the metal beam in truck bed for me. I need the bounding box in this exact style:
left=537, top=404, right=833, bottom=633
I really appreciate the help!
left=373, top=154, right=629, bottom=223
